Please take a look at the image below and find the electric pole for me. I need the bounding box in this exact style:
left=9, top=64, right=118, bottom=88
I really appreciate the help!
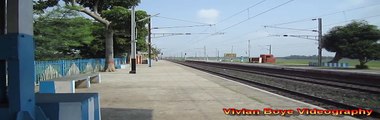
left=204, top=46, right=207, bottom=61
left=148, top=17, right=152, bottom=67
left=267, top=18, right=322, bottom=66
left=248, top=40, right=251, bottom=58
left=130, top=6, right=136, bottom=74
left=317, top=18, right=323, bottom=67
left=184, top=53, right=187, bottom=60
left=216, top=48, right=219, bottom=61
left=267, top=45, right=272, bottom=55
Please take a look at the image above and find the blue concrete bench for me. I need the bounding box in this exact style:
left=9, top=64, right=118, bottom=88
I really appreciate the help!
left=39, top=73, right=101, bottom=93
left=36, top=93, right=100, bottom=120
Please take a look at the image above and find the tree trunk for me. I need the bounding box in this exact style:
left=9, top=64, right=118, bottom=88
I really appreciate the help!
left=104, top=28, right=116, bottom=72
left=359, top=61, right=365, bottom=67
left=329, top=52, right=342, bottom=63
left=359, top=57, right=368, bottom=67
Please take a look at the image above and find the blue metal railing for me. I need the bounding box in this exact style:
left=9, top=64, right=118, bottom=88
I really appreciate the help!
left=308, top=62, right=349, bottom=68
left=34, top=58, right=127, bottom=84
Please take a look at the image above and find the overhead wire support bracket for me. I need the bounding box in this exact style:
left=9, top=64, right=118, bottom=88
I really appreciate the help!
left=269, top=34, right=318, bottom=41
left=264, top=25, right=317, bottom=32
left=151, top=32, right=224, bottom=38
left=152, top=24, right=214, bottom=29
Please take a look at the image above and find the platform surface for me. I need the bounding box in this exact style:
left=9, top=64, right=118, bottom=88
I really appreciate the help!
left=77, top=60, right=358, bottom=120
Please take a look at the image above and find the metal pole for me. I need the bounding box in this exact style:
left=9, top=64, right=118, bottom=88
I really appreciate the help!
left=269, top=45, right=272, bottom=55
left=0, top=60, right=5, bottom=106
left=216, top=48, right=219, bottom=61
left=0, top=0, right=6, bottom=105
left=148, top=18, right=152, bottom=67
left=204, top=46, right=206, bottom=61
left=130, top=6, right=136, bottom=74
left=248, top=40, right=251, bottom=58
left=318, top=18, right=323, bottom=67
left=0, top=0, right=5, bottom=34
left=217, top=50, right=220, bottom=61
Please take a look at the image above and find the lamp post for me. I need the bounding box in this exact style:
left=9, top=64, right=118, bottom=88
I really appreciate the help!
left=130, top=8, right=159, bottom=73
left=312, top=18, right=323, bottom=66
left=148, top=18, right=152, bottom=67
left=317, top=18, right=323, bottom=66
left=139, top=14, right=159, bottom=68
left=129, top=6, right=136, bottom=74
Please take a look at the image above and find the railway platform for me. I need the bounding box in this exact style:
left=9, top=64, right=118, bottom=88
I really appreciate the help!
left=77, top=60, right=358, bottom=120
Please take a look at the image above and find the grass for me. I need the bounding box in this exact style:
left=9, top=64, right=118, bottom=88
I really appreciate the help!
left=182, top=57, right=380, bottom=70
left=275, top=58, right=380, bottom=70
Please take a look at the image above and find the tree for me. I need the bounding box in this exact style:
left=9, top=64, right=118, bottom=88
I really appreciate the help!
left=34, top=0, right=146, bottom=72
left=77, top=22, right=105, bottom=58
left=102, top=8, right=149, bottom=56
left=34, top=7, right=94, bottom=60
left=344, top=41, right=380, bottom=68
left=322, top=21, right=380, bottom=68
left=77, top=10, right=149, bottom=59
left=152, top=47, right=161, bottom=58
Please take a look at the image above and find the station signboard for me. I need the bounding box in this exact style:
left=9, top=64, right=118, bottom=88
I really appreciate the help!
left=224, top=53, right=236, bottom=59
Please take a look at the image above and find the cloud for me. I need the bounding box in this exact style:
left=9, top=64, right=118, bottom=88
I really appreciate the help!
left=197, top=9, right=220, bottom=24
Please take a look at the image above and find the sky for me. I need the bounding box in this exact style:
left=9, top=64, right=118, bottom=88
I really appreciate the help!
left=137, top=0, right=380, bottom=57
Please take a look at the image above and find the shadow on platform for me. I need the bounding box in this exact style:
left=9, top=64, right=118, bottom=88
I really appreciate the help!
left=101, top=108, right=153, bottom=120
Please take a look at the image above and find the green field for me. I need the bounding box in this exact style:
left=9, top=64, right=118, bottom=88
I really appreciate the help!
left=178, top=57, right=380, bottom=70
left=276, top=58, right=380, bottom=70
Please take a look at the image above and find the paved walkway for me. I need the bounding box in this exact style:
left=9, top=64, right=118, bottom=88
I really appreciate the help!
left=77, top=60, right=357, bottom=120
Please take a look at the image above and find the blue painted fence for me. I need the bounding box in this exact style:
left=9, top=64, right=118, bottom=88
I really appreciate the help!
left=308, top=62, right=349, bottom=68
left=35, top=58, right=127, bottom=84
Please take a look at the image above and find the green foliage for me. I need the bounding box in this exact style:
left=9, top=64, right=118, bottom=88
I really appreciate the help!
left=282, top=55, right=333, bottom=60
left=101, top=8, right=149, bottom=54
left=135, top=10, right=149, bottom=52
left=33, top=0, right=59, bottom=14
left=355, top=65, right=369, bottom=69
left=79, top=20, right=148, bottom=58
left=34, top=0, right=149, bottom=61
left=106, top=0, right=141, bottom=9
left=34, top=7, right=94, bottom=60
left=323, top=21, right=380, bottom=52
left=63, top=0, right=140, bottom=13
left=65, top=5, right=83, bottom=11
left=102, top=6, right=131, bottom=31
left=77, top=22, right=106, bottom=58
left=102, top=8, right=148, bottom=33
left=151, top=47, right=161, bottom=57
left=344, top=40, right=380, bottom=60
left=322, top=21, right=380, bottom=68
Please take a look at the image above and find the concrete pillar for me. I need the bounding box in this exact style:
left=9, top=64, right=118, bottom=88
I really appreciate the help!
left=0, top=0, right=35, bottom=119
left=0, top=0, right=5, bottom=34
left=0, top=0, right=7, bottom=107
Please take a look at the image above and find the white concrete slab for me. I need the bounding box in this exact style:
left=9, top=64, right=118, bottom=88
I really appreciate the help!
left=77, top=60, right=360, bottom=120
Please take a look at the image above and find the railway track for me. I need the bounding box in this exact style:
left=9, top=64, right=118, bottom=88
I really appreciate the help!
left=170, top=60, right=380, bottom=119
